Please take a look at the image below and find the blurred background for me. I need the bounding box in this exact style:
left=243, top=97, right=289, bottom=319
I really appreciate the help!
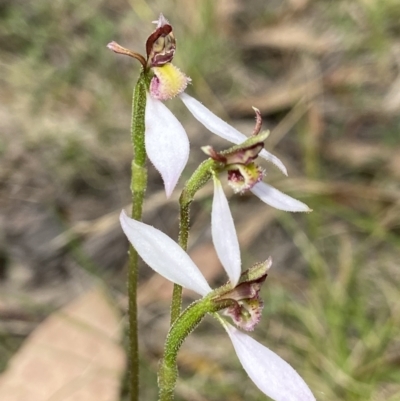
left=1, top=0, right=400, bottom=400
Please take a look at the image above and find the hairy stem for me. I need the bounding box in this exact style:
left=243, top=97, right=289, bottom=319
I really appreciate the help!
left=159, top=298, right=214, bottom=400
left=159, top=296, right=233, bottom=401
left=128, top=71, right=148, bottom=401
left=170, top=159, right=218, bottom=324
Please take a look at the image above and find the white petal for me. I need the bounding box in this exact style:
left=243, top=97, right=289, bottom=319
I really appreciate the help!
left=251, top=181, right=311, bottom=212
left=225, top=324, right=316, bottom=401
left=145, top=94, right=190, bottom=198
left=180, top=93, right=287, bottom=175
left=180, top=93, right=247, bottom=144
left=259, top=149, right=288, bottom=176
left=212, top=178, right=241, bottom=287
left=120, top=211, right=211, bottom=296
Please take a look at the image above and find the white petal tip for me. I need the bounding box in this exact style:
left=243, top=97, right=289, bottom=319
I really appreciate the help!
left=251, top=182, right=311, bottom=213
left=164, top=185, right=173, bottom=199
left=120, top=209, right=130, bottom=225
left=259, top=149, right=288, bottom=176
left=225, top=324, right=316, bottom=401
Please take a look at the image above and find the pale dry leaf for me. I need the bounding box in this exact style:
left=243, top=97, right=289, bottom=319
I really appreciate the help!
left=228, top=79, right=321, bottom=116
left=137, top=274, right=174, bottom=306
left=324, top=65, right=378, bottom=88
left=325, top=139, right=400, bottom=179
left=0, top=286, right=126, bottom=401
left=215, top=0, right=242, bottom=35
left=279, top=177, right=400, bottom=204
left=287, top=0, right=310, bottom=12
left=383, top=74, right=400, bottom=114
left=242, top=25, right=336, bottom=55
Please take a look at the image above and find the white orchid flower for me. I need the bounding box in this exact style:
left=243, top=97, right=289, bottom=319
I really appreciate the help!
left=147, top=89, right=311, bottom=211
left=108, top=14, right=191, bottom=198
left=146, top=88, right=311, bottom=210
left=179, top=93, right=311, bottom=213
left=109, top=14, right=310, bottom=211
left=148, top=88, right=311, bottom=211
left=110, top=14, right=310, bottom=208
left=119, top=181, right=315, bottom=401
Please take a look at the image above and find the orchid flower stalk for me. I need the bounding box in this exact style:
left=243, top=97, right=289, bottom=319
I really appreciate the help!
left=171, top=158, right=216, bottom=322
left=127, top=72, right=148, bottom=401
left=108, top=15, right=189, bottom=401
left=120, top=179, right=316, bottom=401
left=109, top=13, right=315, bottom=401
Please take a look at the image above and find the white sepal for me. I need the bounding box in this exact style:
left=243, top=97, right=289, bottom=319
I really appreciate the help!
left=120, top=211, right=212, bottom=296
left=145, top=94, right=189, bottom=198
left=212, top=177, right=241, bottom=287
left=251, top=181, right=311, bottom=212
left=225, top=324, right=316, bottom=401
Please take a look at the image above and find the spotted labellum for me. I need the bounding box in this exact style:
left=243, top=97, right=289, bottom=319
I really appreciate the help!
left=214, top=259, right=271, bottom=331
left=202, top=122, right=269, bottom=194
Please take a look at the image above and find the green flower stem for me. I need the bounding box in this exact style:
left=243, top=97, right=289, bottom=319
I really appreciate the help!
left=170, top=159, right=220, bottom=324
left=128, top=71, right=149, bottom=401
left=159, top=296, right=232, bottom=401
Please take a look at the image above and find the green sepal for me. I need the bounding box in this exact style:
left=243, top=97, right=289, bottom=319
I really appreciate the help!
left=219, top=130, right=270, bottom=157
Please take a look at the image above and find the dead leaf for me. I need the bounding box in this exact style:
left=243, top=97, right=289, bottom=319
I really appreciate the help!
left=325, top=139, right=400, bottom=179
left=383, top=74, right=400, bottom=115
left=279, top=177, right=400, bottom=205
left=0, top=286, right=126, bottom=401
left=324, top=65, right=381, bottom=89
left=287, top=0, right=310, bottom=12
left=215, top=0, right=243, bottom=35
left=242, top=25, right=336, bottom=55
left=228, top=79, right=321, bottom=116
